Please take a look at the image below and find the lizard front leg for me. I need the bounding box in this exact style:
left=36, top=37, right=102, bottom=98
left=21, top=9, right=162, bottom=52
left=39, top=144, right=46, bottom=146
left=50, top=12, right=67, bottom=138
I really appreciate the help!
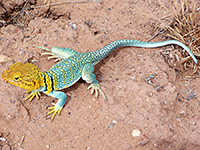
left=25, top=90, right=41, bottom=101
left=45, top=90, right=67, bottom=119
left=82, top=63, right=106, bottom=99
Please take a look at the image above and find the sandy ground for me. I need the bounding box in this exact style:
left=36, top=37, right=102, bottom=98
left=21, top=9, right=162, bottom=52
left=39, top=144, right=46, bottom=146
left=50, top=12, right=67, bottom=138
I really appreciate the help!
left=0, top=0, right=200, bottom=149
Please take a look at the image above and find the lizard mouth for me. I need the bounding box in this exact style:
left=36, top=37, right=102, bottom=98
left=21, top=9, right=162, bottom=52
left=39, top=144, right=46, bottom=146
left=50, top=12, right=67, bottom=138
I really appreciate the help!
left=2, top=70, right=9, bottom=82
left=2, top=70, right=22, bottom=87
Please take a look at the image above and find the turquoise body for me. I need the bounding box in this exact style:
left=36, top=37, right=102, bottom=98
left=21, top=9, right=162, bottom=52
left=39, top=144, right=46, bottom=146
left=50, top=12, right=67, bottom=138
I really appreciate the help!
left=37, top=39, right=197, bottom=118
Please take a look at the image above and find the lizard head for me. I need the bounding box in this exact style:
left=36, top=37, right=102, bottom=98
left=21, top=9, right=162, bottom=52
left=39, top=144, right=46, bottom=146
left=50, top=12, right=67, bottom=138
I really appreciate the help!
left=2, top=62, right=43, bottom=91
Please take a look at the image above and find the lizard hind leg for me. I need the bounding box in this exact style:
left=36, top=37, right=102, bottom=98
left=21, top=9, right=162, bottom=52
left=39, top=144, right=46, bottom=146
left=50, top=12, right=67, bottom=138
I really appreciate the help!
left=82, top=63, right=106, bottom=99
left=37, top=46, right=61, bottom=62
left=37, top=46, right=79, bottom=61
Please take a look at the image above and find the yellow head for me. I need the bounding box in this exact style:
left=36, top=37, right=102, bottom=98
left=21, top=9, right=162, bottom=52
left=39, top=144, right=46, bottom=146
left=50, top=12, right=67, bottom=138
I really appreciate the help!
left=2, top=62, right=43, bottom=91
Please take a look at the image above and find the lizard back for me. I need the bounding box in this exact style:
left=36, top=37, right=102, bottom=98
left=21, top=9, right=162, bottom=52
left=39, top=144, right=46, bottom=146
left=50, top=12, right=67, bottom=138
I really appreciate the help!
left=46, top=54, right=86, bottom=90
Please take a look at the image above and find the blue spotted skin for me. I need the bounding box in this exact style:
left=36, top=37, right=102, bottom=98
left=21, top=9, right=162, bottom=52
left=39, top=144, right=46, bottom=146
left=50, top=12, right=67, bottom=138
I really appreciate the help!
left=35, top=39, right=198, bottom=119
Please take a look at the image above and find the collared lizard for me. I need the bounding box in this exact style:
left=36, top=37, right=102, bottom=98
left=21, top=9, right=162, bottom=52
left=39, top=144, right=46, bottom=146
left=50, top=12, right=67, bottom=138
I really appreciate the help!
left=2, top=39, right=197, bottom=119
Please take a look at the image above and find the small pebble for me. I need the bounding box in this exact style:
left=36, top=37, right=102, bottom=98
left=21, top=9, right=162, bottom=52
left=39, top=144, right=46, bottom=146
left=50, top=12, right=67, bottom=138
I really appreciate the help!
left=69, top=23, right=77, bottom=30
left=46, top=144, right=50, bottom=149
left=138, top=135, right=150, bottom=146
left=145, top=74, right=155, bottom=81
left=10, top=99, right=15, bottom=103
left=179, top=111, right=185, bottom=115
left=130, top=76, right=135, bottom=79
left=131, top=129, right=141, bottom=137
left=88, top=22, right=93, bottom=26
left=184, top=88, right=196, bottom=100
left=87, top=147, right=92, bottom=150
left=86, top=21, right=93, bottom=27
left=108, top=120, right=117, bottom=128
left=115, top=78, right=119, bottom=81
left=154, top=85, right=163, bottom=91
left=192, top=122, right=196, bottom=125
left=147, top=92, right=153, bottom=97
left=0, top=137, right=6, bottom=142
left=176, top=117, right=181, bottom=121
left=163, top=101, right=167, bottom=105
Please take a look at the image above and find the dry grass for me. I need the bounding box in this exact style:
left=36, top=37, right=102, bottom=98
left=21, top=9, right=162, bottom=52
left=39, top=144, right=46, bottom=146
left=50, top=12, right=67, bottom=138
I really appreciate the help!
left=0, top=0, right=34, bottom=28
left=161, top=0, right=200, bottom=76
left=0, top=0, right=101, bottom=28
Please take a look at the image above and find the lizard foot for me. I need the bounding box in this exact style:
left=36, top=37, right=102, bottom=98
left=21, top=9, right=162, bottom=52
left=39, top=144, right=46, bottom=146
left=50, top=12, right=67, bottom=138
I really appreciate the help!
left=25, top=90, right=41, bottom=101
left=37, top=46, right=61, bottom=62
left=88, top=83, right=106, bottom=99
left=47, top=103, right=63, bottom=120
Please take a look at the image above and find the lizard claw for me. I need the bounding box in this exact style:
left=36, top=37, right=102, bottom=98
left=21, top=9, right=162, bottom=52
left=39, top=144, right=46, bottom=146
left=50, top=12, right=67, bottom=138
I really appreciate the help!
left=41, top=52, right=60, bottom=61
left=88, top=83, right=106, bottom=99
left=37, top=46, right=61, bottom=61
left=25, top=90, right=40, bottom=101
left=47, top=103, right=63, bottom=120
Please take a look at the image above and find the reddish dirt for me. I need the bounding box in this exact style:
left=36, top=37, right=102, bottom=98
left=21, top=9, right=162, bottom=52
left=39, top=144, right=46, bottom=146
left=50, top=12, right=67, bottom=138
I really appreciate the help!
left=0, top=0, right=200, bottom=150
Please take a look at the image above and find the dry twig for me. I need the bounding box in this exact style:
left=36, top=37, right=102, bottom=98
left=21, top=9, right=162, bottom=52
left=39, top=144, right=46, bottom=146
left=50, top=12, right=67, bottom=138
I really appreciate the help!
left=28, top=0, right=101, bottom=9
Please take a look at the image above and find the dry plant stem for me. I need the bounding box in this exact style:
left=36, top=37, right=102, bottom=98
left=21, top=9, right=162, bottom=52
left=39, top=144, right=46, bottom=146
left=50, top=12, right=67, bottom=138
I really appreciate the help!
left=146, top=28, right=164, bottom=42
left=11, top=0, right=30, bottom=20
left=18, top=136, right=25, bottom=148
left=146, top=19, right=174, bottom=42
left=32, top=0, right=101, bottom=9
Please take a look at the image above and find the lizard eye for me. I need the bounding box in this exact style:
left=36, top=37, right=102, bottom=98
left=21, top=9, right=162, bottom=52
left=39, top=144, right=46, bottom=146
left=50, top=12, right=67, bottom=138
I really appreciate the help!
left=14, top=77, right=19, bottom=81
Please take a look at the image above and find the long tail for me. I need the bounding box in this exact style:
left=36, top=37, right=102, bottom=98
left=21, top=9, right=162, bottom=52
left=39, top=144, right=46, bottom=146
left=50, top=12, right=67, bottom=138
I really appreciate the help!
left=89, top=39, right=197, bottom=64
